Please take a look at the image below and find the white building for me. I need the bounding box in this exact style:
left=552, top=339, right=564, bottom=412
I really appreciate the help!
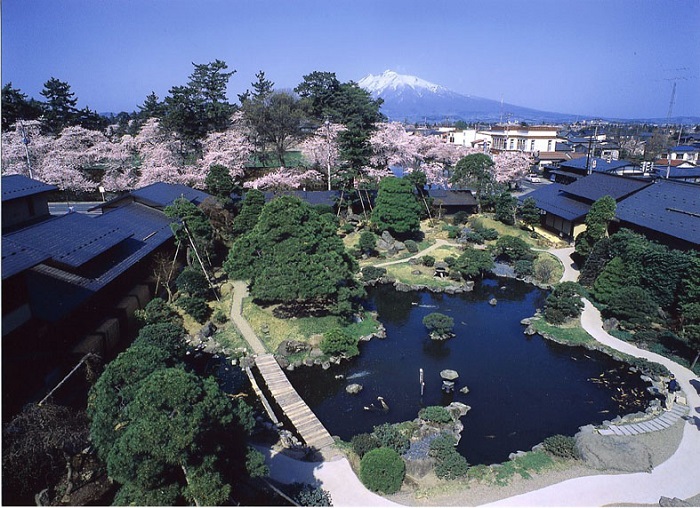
left=447, top=124, right=564, bottom=154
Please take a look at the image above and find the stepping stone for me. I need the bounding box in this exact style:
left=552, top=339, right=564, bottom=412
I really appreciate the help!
left=610, top=426, right=626, bottom=436
left=654, top=418, right=672, bottom=429
left=617, top=426, right=635, bottom=436
left=598, top=428, right=616, bottom=436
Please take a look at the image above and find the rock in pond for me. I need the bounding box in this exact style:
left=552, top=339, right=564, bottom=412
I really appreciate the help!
left=346, top=383, right=363, bottom=395
left=440, top=369, right=459, bottom=381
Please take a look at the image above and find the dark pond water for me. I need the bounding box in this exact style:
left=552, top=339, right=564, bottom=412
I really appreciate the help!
left=287, top=278, right=652, bottom=465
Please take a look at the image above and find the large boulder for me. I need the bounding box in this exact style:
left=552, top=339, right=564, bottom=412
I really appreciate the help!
left=576, top=431, right=653, bottom=473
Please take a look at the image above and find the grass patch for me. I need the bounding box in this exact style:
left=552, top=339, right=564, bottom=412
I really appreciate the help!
left=241, top=298, right=381, bottom=353
left=384, top=263, right=458, bottom=288
left=471, top=215, right=556, bottom=249
left=529, top=316, right=597, bottom=347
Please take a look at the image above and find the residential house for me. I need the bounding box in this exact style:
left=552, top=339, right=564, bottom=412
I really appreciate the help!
left=613, top=179, right=700, bottom=250
left=544, top=157, right=641, bottom=184
left=520, top=173, right=651, bottom=239
left=2, top=177, right=210, bottom=417
left=476, top=124, right=564, bottom=153
left=2, top=174, right=57, bottom=231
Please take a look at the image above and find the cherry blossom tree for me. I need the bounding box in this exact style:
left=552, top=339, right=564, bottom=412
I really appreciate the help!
left=492, top=151, right=532, bottom=186
left=1, top=120, right=51, bottom=177
left=244, top=167, right=321, bottom=190
left=369, top=122, right=420, bottom=170
left=197, top=112, right=253, bottom=181
left=299, top=122, right=345, bottom=190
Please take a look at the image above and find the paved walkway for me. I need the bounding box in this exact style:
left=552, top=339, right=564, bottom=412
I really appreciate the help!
left=230, top=280, right=266, bottom=355
left=546, top=246, right=578, bottom=282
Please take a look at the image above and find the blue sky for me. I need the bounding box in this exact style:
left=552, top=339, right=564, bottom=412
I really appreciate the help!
left=2, top=0, right=699, bottom=120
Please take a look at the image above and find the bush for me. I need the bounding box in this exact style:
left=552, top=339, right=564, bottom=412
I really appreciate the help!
left=421, top=255, right=436, bottom=267
left=358, top=231, right=377, bottom=255
left=372, top=423, right=410, bottom=455
left=213, top=308, right=228, bottom=324
left=177, top=295, right=211, bottom=323
left=133, top=322, right=187, bottom=357
left=175, top=267, right=210, bottom=298
left=463, top=231, right=485, bottom=244
left=444, top=256, right=456, bottom=267
left=404, top=239, right=419, bottom=253
left=351, top=433, right=380, bottom=458
left=418, top=406, right=452, bottom=424
left=443, top=225, right=460, bottom=239
left=320, top=328, right=359, bottom=358
left=514, top=259, right=533, bottom=277
left=359, top=447, right=405, bottom=494
left=542, top=434, right=579, bottom=460
left=494, top=235, right=535, bottom=263
left=605, top=286, right=656, bottom=326
left=453, top=211, right=470, bottom=225
left=544, top=282, right=585, bottom=324
left=533, top=256, right=559, bottom=285
left=135, top=298, right=183, bottom=327
left=429, top=434, right=469, bottom=480
left=289, top=483, right=333, bottom=507
left=361, top=266, right=387, bottom=282
left=422, top=313, right=455, bottom=338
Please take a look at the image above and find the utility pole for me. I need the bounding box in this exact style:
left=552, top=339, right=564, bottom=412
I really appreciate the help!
left=19, top=121, right=34, bottom=179
left=325, top=118, right=332, bottom=191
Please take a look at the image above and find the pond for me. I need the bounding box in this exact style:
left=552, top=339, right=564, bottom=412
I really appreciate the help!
left=287, top=278, right=652, bottom=465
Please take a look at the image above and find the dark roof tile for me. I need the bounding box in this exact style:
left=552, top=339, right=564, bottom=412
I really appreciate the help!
left=2, top=175, right=57, bottom=202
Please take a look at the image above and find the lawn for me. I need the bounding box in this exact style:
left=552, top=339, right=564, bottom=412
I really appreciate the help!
left=241, top=298, right=381, bottom=353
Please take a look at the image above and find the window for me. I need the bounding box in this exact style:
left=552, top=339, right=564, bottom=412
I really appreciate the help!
left=509, top=139, right=514, bottom=150
left=530, top=140, right=536, bottom=151
left=547, top=140, right=552, bottom=151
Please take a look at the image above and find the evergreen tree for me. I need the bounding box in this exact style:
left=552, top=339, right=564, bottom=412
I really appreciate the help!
left=450, top=153, right=495, bottom=213
left=453, top=245, right=494, bottom=279
left=371, top=177, right=422, bottom=238
left=224, top=196, right=363, bottom=316
left=575, top=195, right=616, bottom=258
left=519, top=196, right=540, bottom=231
left=1, top=83, right=42, bottom=130
left=232, top=188, right=266, bottom=235
left=205, top=164, right=238, bottom=201
left=40, top=77, right=78, bottom=135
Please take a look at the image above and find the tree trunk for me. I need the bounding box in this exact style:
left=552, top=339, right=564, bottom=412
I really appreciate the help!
left=181, top=463, right=201, bottom=507
left=691, top=350, right=699, bottom=370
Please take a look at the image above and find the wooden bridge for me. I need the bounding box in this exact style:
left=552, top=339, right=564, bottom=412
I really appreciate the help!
left=253, top=353, right=335, bottom=450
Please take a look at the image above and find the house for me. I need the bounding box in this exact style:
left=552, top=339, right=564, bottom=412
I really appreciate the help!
left=261, top=190, right=342, bottom=209
left=2, top=177, right=210, bottom=417
left=476, top=125, right=564, bottom=153
left=544, top=157, right=640, bottom=184
left=427, top=189, right=478, bottom=216
left=92, top=181, right=211, bottom=212
left=2, top=174, right=57, bottom=231
left=613, top=179, right=700, bottom=250
left=520, top=173, right=651, bottom=239
left=660, top=145, right=700, bottom=165
left=652, top=165, right=700, bottom=184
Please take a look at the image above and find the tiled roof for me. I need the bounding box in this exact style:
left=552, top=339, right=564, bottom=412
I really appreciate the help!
left=130, top=182, right=211, bottom=208
left=5, top=213, right=132, bottom=269
left=1, top=238, right=51, bottom=280
left=1, top=175, right=57, bottom=202
left=427, top=189, right=477, bottom=206
left=653, top=166, right=700, bottom=179
left=615, top=180, right=700, bottom=247
left=519, top=183, right=591, bottom=221
left=560, top=173, right=651, bottom=203
left=559, top=157, right=635, bottom=173
left=18, top=203, right=174, bottom=322
left=671, top=145, right=700, bottom=153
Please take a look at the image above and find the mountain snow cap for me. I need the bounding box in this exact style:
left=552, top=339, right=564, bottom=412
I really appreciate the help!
left=358, top=70, right=444, bottom=94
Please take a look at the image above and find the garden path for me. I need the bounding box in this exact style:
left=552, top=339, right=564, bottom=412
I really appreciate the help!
left=374, top=239, right=460, bottom=268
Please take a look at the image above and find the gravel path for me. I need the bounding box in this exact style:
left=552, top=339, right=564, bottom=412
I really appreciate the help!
left=374, top=239, right=458, bottom=267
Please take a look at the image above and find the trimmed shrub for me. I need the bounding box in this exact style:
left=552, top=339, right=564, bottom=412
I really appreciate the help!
left=372, top=423, right=410, bottom=455
left=290, top=483, right=333, bottom=507
left=404, top=239, right=419, bottom=253
left=463, top=231, right=485, bottom=244
left=359, top=447, right=405, bottom=494
left=213, top=308, right=228, bottom=324
left=320, top=328, right=359, bottom=358
left=443, top=256, right=457, bottom=267
left=133, top=322, right=187, bottom=357
left=453, top=211, right=470, bottom=225
left=358, top=231, right=377, bottom=255
left=514, top=259, right=533, bottom=277
left=418, top=406, right=452, bottom=424
left=422, top=313, right=455, bottom=338
left=422, top=255, right=436, bottom=267
left=351, top=433, right=380, bottom=458
left=542, top=434, right=579, bottom=460
left=177, top=295, right=211, bottom=323
left=175, top=267, right=209, bottom=298
left=544, top=281, right=585, bottom=324
left=429, top=434, right=469, bottom=480
left=135, top=298, right=183, bottom=327
left=361, top=266, right=387, bottom=282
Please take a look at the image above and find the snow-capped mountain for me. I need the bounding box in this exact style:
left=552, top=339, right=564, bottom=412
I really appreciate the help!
left=358, top=70, right=577, bottom=123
